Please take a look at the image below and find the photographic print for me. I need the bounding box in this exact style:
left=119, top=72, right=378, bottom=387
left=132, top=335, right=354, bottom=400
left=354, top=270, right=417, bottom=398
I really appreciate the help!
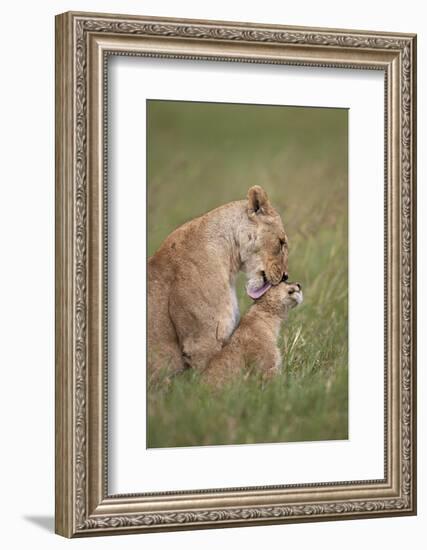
left=56, top=12, right=416, bottom=536
left=147, top=100, right=348, bottom=448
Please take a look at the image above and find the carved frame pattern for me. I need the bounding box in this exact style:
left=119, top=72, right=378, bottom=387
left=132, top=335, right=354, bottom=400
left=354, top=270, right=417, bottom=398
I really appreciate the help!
left=55, top=11, right=416, bottom=537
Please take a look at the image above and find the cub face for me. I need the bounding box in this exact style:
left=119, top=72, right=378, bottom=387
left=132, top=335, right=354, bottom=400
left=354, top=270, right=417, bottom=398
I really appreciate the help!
left=268, top=281, right=303, bottom=307
left=280, top=282, right=303, bottom=308
left=255, top=281, right=303, bottom=315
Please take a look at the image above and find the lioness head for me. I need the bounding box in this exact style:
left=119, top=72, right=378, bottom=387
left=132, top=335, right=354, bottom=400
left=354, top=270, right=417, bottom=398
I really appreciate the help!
left=241, top=186, right=289, bottom=299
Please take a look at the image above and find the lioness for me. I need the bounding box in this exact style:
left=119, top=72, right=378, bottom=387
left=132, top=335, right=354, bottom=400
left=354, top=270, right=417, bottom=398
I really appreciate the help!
left=148, top=186, right=288, bottom=382
left=203, top=281, right=303, bottom=388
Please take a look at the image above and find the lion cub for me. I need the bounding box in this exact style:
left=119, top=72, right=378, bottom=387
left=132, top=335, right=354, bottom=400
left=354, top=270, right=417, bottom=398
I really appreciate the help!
left=203, top=281, right=303, bottom=387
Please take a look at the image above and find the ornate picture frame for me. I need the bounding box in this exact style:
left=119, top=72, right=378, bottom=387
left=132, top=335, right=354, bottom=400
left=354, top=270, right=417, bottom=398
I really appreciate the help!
left=55, top=11, right=417, bottom=537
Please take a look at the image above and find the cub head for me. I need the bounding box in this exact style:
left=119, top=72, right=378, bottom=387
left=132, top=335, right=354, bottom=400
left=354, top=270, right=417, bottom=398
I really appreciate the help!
left=241, top=186, right=289, bottom=299
left=255, top=281, right=303, bottom=316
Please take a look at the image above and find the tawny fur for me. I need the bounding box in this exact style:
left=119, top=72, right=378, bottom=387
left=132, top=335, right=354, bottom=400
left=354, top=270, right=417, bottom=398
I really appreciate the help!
left=148, top=186, right=288, bottom=384
left=202, top=282, right=303, bottom=388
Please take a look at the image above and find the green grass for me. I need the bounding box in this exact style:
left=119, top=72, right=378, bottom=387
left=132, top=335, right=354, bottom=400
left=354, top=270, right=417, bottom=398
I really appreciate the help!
left=147, top=100, right=348, bottom=447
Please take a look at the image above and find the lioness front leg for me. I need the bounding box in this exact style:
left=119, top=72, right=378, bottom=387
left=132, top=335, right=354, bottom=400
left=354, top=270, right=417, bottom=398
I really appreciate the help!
left=169, top=290, right=237, bottom=371
left=147, top=339, right=187, bottom=387
left=181, top=334, right=224, bottom=371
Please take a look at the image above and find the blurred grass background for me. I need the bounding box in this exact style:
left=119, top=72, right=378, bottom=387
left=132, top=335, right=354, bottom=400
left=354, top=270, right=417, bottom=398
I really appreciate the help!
left=147, top=100, right=348, bottom=447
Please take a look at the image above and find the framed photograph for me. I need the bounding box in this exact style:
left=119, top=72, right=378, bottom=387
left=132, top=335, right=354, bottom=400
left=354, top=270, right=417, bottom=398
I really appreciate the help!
left=55, top=11, right=417, bottom=537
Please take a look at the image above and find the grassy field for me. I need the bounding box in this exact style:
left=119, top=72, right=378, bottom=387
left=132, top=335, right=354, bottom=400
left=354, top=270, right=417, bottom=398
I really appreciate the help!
left=147, top=100, right=348, bottom=447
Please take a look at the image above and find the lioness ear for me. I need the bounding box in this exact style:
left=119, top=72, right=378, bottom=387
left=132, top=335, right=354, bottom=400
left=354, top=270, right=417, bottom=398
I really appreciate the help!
left=247, top=185, right=270, bottom=216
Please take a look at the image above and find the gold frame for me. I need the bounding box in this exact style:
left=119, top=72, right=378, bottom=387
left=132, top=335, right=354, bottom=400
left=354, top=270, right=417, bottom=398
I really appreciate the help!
left=55, top=11, right=417, bottom=537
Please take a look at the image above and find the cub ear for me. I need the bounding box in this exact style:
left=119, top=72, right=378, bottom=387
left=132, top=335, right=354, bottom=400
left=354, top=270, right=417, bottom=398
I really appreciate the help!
left=247, top=185, right=270, bottom=216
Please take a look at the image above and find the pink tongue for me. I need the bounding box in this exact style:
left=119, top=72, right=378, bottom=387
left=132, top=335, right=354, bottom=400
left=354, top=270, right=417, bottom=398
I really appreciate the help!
left=247, top=282, right=272, bottom=299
